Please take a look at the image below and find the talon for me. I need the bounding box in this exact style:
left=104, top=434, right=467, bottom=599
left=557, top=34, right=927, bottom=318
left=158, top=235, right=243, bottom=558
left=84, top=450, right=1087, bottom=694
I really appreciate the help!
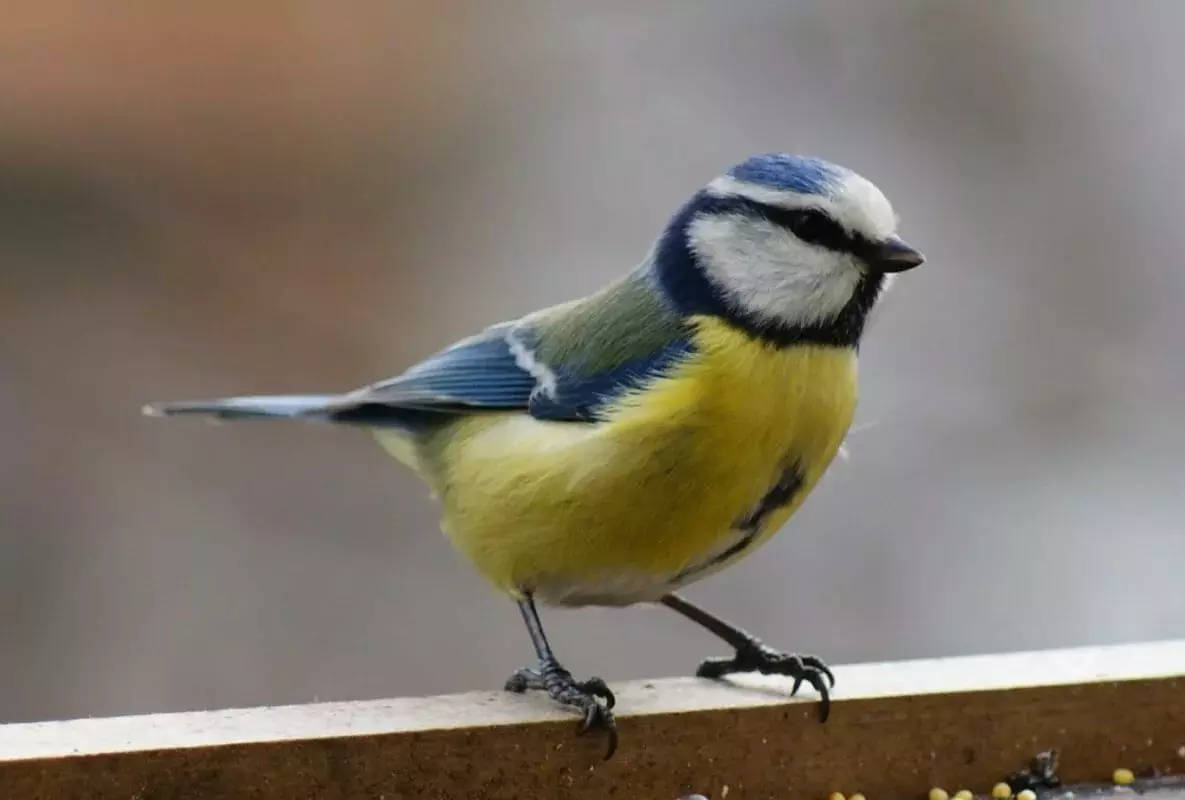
left=586, top=704, right=619, bottom=760
left=799, top=654, right=836, bottom=688
left=817, top=689, right=831, bottom=723
left=575, top=698, right=618, bottom=760
left=579, top=704, right=596, bottom=734
left=603, top=721, right=619, bottom=760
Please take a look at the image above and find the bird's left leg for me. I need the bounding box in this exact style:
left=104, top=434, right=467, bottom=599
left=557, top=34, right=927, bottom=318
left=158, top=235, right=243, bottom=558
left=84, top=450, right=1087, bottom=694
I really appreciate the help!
left=503, top=595, right=619, bottom=758
left=659, top=592, right=835, bottom=722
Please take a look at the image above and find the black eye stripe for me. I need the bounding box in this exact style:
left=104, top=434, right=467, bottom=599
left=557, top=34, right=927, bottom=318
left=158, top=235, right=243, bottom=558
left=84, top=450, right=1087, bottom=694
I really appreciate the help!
left=758, top=205, right=852, bottom=251
left=697, top=195, right=879, bottom=261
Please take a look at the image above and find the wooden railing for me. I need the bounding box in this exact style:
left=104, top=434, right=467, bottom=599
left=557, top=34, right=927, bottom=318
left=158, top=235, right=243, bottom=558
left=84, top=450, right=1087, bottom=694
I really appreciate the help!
left=2, top=641, right=1182, bottom=799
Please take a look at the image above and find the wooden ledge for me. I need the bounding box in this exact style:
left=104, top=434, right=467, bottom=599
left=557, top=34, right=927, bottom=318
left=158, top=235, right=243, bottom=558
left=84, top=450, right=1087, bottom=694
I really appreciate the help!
left=3, top=641, right=1184, bottom=799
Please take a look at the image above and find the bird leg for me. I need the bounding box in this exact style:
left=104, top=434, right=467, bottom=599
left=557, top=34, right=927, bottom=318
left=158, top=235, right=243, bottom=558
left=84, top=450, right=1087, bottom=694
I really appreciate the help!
left=503, top=596, right=618, bottom=759
left=660, top=592, right=835, bottom=722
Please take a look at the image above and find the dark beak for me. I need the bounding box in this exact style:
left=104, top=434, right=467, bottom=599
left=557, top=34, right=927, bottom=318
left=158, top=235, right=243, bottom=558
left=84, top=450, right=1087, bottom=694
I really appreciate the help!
left=872, top=236, right=925, bottom=273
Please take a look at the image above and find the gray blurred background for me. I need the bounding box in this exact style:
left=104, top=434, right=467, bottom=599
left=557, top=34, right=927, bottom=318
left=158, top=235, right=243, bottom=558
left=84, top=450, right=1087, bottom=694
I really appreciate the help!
left=3, top=1, right=1183, bottom=724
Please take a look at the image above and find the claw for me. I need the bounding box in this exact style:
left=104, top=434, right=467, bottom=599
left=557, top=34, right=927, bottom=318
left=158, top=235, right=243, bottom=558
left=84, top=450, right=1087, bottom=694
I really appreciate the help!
left=814, top=680, right=832, bottom=723
left=574, top=695, right=618, bottom=759
left=600, top=716, right=619, bottom=760
left=576, top=701, right=618, bottom=759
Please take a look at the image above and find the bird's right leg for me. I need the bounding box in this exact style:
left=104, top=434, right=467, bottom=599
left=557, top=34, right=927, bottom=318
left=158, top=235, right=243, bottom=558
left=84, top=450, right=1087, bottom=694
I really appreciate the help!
left=503, top=595, right=618, bottom=759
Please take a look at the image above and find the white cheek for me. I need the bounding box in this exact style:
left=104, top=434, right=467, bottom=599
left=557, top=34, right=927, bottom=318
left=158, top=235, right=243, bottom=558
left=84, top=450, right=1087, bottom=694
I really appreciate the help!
left=689, top=215, right=862, bottom=326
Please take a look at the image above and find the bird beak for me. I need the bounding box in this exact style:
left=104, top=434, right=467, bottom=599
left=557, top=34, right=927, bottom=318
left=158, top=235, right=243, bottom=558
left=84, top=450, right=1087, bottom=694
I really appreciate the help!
left=872, top=236, right=925, bottom=273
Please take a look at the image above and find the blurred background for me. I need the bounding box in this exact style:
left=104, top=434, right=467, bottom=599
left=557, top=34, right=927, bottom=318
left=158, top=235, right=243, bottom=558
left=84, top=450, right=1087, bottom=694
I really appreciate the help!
left=3, top=1, right=1184, bottom=724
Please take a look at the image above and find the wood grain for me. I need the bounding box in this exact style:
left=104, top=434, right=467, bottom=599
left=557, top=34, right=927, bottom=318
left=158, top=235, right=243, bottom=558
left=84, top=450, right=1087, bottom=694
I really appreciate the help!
left=2, top=641, right=1184, bottom=800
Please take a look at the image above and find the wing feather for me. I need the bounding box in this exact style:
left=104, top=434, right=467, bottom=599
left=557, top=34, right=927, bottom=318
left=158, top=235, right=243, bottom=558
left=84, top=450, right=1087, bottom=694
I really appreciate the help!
left=344, top=266, right=692, bottom=423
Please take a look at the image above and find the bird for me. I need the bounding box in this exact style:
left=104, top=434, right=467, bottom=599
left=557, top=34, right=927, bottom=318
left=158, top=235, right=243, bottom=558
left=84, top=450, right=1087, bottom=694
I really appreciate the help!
left=143, top=153, right=924, bottom=759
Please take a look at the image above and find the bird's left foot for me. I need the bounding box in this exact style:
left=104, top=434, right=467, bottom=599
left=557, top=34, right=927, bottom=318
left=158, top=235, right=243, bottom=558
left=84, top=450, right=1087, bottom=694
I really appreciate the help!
left=696, top=640, right=835, bottom=722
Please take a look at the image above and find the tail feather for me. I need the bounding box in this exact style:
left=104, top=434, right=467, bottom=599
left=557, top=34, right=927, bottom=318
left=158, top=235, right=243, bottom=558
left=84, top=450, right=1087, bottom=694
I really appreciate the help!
left=142, top=394, right=341, bottom=421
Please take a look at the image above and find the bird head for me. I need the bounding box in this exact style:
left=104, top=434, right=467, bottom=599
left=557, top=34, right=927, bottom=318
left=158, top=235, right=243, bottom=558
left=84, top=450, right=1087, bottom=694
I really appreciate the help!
left=651, top=153, right=924, bottom=347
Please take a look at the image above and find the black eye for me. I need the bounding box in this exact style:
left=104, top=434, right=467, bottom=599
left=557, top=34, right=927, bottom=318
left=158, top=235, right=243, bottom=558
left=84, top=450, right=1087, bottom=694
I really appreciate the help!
left=786, top=209, right=834, bottom=246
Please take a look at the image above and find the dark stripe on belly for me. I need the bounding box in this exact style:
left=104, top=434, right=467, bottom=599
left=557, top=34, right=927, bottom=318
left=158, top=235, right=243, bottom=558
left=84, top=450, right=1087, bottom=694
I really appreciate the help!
left=673, top=461, right=805, bottom=583
left=735, top=461, right=806, bottom=533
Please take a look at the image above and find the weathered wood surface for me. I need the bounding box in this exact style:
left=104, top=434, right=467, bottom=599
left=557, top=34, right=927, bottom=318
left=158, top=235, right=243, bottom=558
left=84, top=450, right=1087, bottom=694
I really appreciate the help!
left=2, top=641, right=1183, bottom=799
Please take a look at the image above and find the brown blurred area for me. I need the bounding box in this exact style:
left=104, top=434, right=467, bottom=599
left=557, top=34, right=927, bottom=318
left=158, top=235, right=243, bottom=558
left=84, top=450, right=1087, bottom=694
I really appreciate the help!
left=2, top=2, right=1184, bottom=724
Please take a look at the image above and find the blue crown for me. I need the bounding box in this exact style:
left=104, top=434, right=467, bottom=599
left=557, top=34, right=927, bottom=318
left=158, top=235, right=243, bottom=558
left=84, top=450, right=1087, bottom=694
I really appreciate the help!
left=726, top=153, right=845, bottom=197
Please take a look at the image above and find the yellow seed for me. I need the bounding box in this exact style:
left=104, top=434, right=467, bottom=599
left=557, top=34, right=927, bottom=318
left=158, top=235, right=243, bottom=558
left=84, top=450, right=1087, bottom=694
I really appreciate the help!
left=1017, top=790, right=1036, bottom=800
left=955, top=792, right=974, bottom=800
left=850, top=795, right=866, bottom=800
left=828, top=793, right=846, bottom=800
left=1113, top=768, right=1135, bottom=786
left=991, top=782, right=1012, bottom=799
left=930, top=789, right=949, bottom=800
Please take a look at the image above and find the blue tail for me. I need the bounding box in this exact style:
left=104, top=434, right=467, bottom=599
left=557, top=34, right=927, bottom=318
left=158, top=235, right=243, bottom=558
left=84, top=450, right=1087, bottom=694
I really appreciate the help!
left=141, top=393, right=448, bottom=429
left=142, top=394, right=340, bottom=421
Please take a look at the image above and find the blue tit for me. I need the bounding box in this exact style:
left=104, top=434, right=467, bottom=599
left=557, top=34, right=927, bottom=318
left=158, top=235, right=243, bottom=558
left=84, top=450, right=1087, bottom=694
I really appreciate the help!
left=144, top=153, right=924, bottom=759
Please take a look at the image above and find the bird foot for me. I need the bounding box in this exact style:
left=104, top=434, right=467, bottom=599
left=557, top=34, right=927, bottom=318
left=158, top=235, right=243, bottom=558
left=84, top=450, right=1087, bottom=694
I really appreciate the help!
left=504, top=659, right=618, bottom=759
left=696, top=640, right=835, bottom=722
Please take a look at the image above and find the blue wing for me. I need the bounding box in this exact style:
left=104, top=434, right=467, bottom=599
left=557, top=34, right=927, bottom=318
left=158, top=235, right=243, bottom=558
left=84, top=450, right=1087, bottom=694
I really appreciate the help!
left=354, top=324, right=536, bottom=412
left=347, top=322, right=692, bottom=424
left=346, top=268, right=695, bottom=424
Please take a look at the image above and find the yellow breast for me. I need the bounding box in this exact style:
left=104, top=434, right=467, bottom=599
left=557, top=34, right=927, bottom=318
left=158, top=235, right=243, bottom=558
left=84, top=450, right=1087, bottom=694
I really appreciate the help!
left=379, top=316, right=858, bottom=605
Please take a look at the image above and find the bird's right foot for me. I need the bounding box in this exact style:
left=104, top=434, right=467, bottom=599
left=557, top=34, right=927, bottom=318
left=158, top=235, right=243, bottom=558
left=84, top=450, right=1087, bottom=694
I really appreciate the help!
left=504, top=658, right=618, bottom=759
